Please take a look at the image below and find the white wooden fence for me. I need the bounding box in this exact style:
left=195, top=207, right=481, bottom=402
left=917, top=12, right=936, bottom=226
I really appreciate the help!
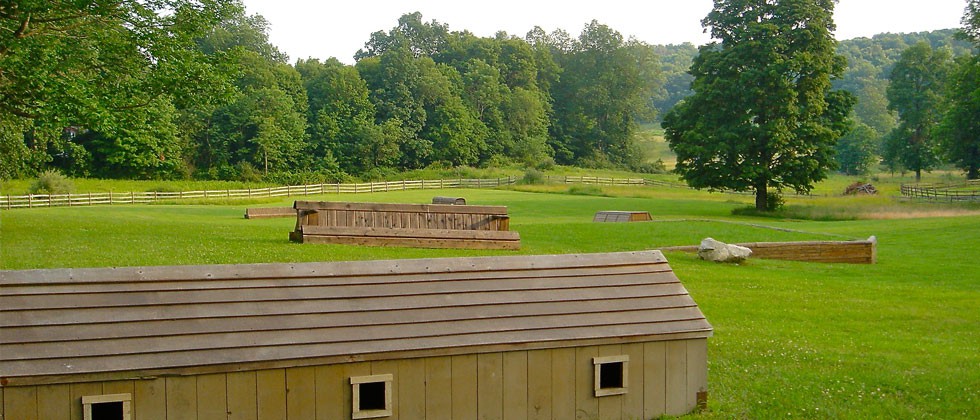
left=0, top=177, right=518, bottom=209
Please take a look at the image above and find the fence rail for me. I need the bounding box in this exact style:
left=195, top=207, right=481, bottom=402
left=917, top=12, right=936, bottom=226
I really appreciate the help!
left=0, top=177, right=518, bottom=209
left=546, top=175, right=688, bottom=188
left=901, top=181, right=980, bottom=201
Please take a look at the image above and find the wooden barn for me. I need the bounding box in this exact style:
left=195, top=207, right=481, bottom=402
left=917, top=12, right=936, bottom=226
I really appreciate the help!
left=0, top=251, right=712, bottom=420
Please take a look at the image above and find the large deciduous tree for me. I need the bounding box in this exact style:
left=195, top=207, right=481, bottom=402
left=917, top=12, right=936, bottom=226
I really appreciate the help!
left=663, top=0, right=853, bottom=211
left=884, top=42, right=952, bottom=181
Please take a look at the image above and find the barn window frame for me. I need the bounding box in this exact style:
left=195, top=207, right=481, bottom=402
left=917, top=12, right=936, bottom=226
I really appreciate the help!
left=351, top=374, right=393, bottom=419
left=593, top=355, right=629, bottom=397
left=82, top=393, right=132, bottom=420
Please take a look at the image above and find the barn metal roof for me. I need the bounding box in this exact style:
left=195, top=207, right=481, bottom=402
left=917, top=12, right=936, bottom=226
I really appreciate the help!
left=0, top=251, right=712, bottom=386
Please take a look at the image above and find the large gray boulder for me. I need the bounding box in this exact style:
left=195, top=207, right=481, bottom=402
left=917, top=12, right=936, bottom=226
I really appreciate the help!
left=697, top=238, right=752, bottom=263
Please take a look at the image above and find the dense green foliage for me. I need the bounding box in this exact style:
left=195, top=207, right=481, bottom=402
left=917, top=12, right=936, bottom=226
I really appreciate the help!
left=939, top=3, right=980, bottom=179
left=1, top=5, right=659, bottom=181
left=883, top=42, right=952, bottom=181
left=663, top=0, right=853, bottom=211
left=835, top=123, right=879, bottom=175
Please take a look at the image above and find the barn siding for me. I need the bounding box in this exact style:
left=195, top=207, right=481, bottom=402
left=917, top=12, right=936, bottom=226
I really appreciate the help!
left=134, top=378, right=166, bottom=420
left=502, top=351, right=528, bottom=420
left=37, top=384, right=70, bottom=420
left=0, top=339, right=708, bottom=420
left=424, top=357, right=452, bottom=419
left=526, top=349, right=552, bottom=420
left=227, top=371, right=258, bottom=420
left=313, top=364, right=344, bottom=420
left=397, top=358, right=426, bottom=420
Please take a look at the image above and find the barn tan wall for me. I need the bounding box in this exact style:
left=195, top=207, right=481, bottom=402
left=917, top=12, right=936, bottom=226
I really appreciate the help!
left=0, top=339, right=707, bottom=420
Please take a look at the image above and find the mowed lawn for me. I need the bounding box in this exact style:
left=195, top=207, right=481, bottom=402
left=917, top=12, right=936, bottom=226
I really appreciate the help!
left=1, top=187, right=977, bottom=418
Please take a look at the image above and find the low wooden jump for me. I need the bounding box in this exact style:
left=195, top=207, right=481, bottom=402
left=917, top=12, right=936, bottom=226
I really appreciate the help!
left=661, top=236, right=877, bottom=264
left=244, top=207, right=296, bottom=219
left=290, top=201, right=520, bottom=250
left=432, top=196, right=466, bottom=205
left=594, top=211, right=652, bottom=222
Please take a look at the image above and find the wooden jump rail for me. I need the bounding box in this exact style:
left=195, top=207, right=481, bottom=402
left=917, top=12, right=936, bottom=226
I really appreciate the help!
left=244, top=207, right=296, bottom=219
left=290, top=201, right=520, bottom=250
left=661, top=236, right=877, bottom=264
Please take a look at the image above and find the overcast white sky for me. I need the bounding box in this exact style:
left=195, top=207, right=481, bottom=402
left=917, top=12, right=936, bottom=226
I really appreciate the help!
left=241, top=0, right=969, bottom=64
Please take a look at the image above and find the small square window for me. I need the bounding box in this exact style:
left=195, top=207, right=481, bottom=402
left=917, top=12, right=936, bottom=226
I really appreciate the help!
left=82, top=393, right=132, bottom=420
left=351, top=374, right=393, bottom=419
left=594, top=355, right=629, bottom=397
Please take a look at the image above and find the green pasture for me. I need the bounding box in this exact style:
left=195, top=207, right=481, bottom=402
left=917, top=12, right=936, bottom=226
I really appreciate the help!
left=1, top=185, right=978, bottom=418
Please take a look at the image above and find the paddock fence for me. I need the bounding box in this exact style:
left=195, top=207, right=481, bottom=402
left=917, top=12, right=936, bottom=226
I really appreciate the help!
left=546, top=175, right=689, bottom=188
left=0, top=177, right=518, bottom=210
left=901, top=180, right=980, bottom=202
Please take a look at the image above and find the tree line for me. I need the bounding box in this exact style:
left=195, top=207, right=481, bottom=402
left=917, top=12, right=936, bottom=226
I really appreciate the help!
left=0, top=1, right=660, bottom=182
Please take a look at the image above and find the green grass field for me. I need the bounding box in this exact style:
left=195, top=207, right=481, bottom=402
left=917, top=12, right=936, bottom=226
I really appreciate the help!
left=1, top=184, right=978, bottom=418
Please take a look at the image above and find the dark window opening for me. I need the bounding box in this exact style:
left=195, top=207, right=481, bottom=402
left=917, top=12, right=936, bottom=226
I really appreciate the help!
left=599, top=361, right=624, bottom=389
left=91, top=401, right=124, bottom=420
left=359, top=381, right=387, bottom=411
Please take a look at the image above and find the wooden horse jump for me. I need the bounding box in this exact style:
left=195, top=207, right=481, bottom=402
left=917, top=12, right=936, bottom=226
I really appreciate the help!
left=290, top=201, right=520, bottom=250
left=244, top=207, right=296, bottom=219
left=594, top=211, right=653, bottom=222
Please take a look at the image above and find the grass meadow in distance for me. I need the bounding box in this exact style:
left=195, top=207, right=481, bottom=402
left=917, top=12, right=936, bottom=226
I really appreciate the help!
left=0, top=184, right=978, bottom=418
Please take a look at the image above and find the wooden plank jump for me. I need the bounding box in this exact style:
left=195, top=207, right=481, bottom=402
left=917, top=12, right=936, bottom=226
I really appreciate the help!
left=290, top=201, right=519, bottom=250
left=432, top=196, right=466, bottom=205
left=594, top=211, right=652, bottom=222
left=661, top=236, right=877, bottom=264
left=244, top=207, right=296, bottom=219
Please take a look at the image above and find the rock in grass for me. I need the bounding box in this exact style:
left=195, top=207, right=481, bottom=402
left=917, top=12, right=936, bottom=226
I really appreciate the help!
left=698, top=238, right=752, bottom=263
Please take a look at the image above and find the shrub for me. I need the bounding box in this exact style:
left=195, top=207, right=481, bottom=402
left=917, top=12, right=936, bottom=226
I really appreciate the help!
left=521, top=169, right=545, bottom=185
left=28, top=170, right=74, bottom=195
left=767, top=190, right=785, bottom=211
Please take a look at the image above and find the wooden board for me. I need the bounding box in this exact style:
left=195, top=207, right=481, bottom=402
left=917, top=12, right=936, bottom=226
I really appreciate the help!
left=502, top=351, right=529, bottom=420
left=665, top=341, right=688, bottom=416
left=313, top=364, right=343, bottom=420
left=296, top=225, right=520, bottom=250
left=643, top=341, right=667, bottom=418
left=451, top=355, right=478, bottom=420
left=197, top=374, right=228, bottom=419
left=256, top=369, right=286, bottom=420
left=37, top=384, right=70, bottom=420
left=227, top=371, right=259, bottom=420
left=550, top=348, right=575, bottom=420
left=477, top=353, right=503, bottom=420
left=424, top=357, right=452, bottom=420
left=164, top=376, right=196, bottom=420
left=245, top=207, right=296, bottom=219
left=661, top=237, right=877, bottom=264
left=134, top=378, right=167, bottom=420
left=526, top=349, right=552, bottom=420
left=286, top=367, right=316, bottom=420
left=397, top=358, right=426, bottom=420
left=5, top=386, right=38, bottom=420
